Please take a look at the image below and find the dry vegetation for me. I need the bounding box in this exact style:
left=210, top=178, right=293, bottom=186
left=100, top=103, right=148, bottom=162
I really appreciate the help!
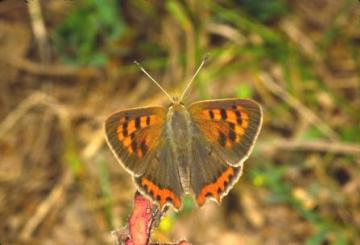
left=0, top=0, right=359, bottom=244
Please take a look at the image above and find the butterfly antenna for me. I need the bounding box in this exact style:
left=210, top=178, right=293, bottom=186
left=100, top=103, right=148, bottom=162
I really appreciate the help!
left=134, top=61, right=174, bottom=103
left=179, top=54, right=209, bottom=102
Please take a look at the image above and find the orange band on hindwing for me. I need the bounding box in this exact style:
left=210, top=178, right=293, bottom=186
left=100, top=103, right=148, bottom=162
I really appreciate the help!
left=196, top=167, right=240, bottom=206
left=140, top=177, right=181, bottom=209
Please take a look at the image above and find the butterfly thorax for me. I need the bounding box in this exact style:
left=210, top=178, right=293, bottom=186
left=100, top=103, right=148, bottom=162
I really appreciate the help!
left=167, top=104, right=191, bottom=144
left=166, top=103, right=192, bottom=192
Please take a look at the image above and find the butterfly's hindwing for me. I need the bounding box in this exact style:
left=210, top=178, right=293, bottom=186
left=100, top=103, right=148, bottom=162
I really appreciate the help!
left=189, top=99, right=262, bottom=167
left=190, top=132, right=242, bottom=206
left=134, top=136, right=184, bottom=210
left=188, top=99, right=262, bottom=206
left=105, top=107, right=166, bottom=175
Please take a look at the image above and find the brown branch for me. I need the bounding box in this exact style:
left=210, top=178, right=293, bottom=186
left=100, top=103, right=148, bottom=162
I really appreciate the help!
left=19, top=170, right=73, bottom=241
left=1, top=55, right=102, bottom=79
left=27, top=0, right=51, bottom=62
left=258, top=139, right=360, bottom=155
left=258, top=72, right=339, bottom=140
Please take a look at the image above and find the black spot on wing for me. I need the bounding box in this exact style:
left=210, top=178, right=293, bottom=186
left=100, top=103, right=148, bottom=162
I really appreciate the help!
left=228, top=130, right=236, bottom=142
left=228, top=122, right=235, bottom=130
left=123, top=122, right=128, bottom=137
left=141, top=141, right=148, bottom=155
left=209, top=110, right=215, bottom=120
left=131, top=140, right=137, bottom=152
left=135, top=117, right=141, bottom=129
left=234, top=110, right=242, bottom=124
left=218, top=132, right=226, bottom=146
left=220, top=109, right=227, bottom=120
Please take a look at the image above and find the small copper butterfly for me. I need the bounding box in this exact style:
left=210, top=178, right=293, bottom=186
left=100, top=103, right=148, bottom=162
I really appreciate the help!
left=105, top=57, right=263, bottom=210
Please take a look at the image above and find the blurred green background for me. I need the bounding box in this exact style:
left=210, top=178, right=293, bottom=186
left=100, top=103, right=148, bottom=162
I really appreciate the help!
left=0, top=0, right=359, bottom=244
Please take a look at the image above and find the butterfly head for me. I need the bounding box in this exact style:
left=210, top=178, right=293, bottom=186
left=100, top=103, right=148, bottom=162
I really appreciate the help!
left=169, top=96, right=186, bottom=110
left=172, top=96, right=182, bottom=104
left=172, top=96, right=179, bottom=103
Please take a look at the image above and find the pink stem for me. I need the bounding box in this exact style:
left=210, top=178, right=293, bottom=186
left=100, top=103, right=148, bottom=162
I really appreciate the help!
left=112, top=192, right=191, bottom=245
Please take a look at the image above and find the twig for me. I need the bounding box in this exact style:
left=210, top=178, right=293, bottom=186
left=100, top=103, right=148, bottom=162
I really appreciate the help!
left=112, top=192, right=191, bottom=245
left=28, top=0, right=50, bottom=63
left=258, top=72, right=338, bottom=140
left=206, top=22, right=246, bottom=46
left=1, top=56, right=101, bottom=79
left=0, top=92, right=47, bottom=139
left=280, top=17, right=359, bottom=90
left=0, top=91, right=71, bottom=139
left=27, top=0, right=51, bottom=62
left=258, top=139, right=360, bottom=155
left=19, top=170, right=73, bottom=240
left=280, top=19, right=320, bottom=62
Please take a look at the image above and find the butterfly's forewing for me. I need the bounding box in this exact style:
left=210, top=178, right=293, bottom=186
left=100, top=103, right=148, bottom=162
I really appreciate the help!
left=105, top=107, right=166, bottom=175
left=188, top=99, right=262, bottom=206
left=189, top=99, right=262, bottom=166
left=105, top=107, right=183, bottom=209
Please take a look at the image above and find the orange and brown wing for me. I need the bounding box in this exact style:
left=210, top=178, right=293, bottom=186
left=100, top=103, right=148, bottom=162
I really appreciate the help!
left=190, top=133, right=243, bottom=206
left=188, top=99, right=262, bottom=206
left=105, top=106, right=184, bottom=210
left=189, top=99, right=262, bottom=167
left=104, top=106, right=166, bottom=176
left=134, top=136, right=184, bottom=210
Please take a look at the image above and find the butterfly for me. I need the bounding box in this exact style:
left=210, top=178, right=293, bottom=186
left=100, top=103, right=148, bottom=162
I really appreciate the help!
left=104, top=57, right=263, bottom=211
